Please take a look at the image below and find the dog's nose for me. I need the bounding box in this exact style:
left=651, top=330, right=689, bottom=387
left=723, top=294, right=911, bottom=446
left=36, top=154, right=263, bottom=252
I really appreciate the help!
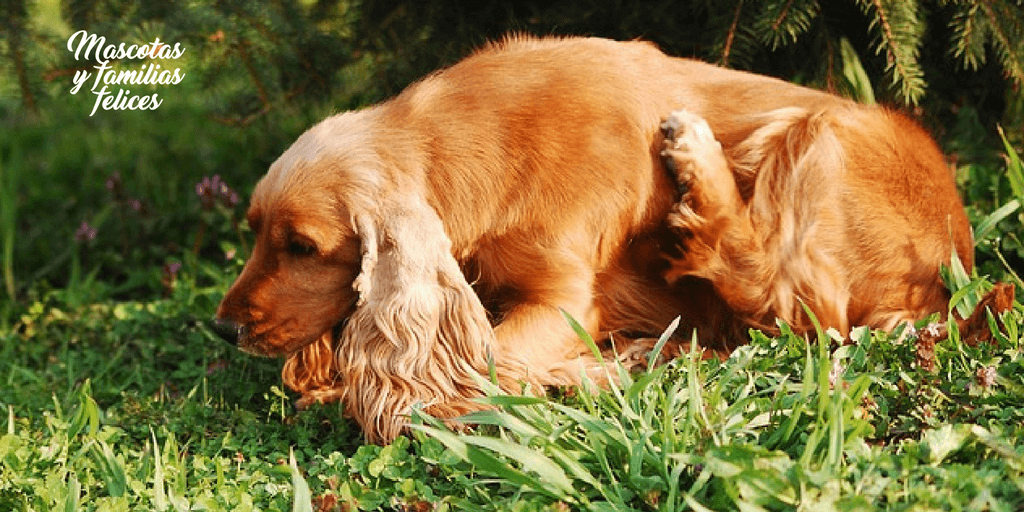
left=211, top=318, right=242, bottom=345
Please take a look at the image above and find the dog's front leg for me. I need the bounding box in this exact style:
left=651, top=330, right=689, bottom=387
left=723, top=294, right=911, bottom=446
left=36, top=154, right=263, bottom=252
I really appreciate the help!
left=486, top=252, right=615, bottom=388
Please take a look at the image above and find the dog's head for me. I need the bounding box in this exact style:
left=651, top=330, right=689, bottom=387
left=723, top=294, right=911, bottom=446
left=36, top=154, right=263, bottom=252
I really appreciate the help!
left=217, top=109, right=501, bottom=441
left=215, top=110, right=495, bottom=371
left=215, top=113, right=378, bottom=356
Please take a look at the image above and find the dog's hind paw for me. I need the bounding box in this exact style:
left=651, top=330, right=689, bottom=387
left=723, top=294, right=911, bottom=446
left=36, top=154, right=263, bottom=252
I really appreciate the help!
left=660, top=110, right=741, bottom=231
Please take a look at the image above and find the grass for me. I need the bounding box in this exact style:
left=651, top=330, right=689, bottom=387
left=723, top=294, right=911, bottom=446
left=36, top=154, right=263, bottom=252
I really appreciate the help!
left=413, top=300, right=1024, bottom=511
left=1, top=268, right=1022, bottom=510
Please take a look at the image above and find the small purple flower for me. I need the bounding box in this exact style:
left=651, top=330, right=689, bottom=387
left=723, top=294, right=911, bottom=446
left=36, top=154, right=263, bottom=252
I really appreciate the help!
left=74, top=221, right=97, bottom=242
left=196, top=175, right=240, bottom=210
left=161, top=261, right=182, bottom=294
left=106, top=172, right=122, bottom=192
left=206, top=359, right=228, bottom=375
left=196, top=176, right=215, bottom=209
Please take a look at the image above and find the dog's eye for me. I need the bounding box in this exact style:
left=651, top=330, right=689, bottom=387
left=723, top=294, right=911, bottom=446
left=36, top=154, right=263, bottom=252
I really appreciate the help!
left=288, top=241, right=317, bottom=257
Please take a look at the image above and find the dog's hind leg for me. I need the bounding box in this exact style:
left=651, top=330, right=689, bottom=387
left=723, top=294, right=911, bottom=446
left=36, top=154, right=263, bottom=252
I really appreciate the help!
left=659, top=109, right=851, bottom=333
left=659, top=111, right=774, bottom=325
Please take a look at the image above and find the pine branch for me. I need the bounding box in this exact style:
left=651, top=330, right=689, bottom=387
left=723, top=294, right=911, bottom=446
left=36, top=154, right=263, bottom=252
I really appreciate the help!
left=755, top=0, right=821, bottom=49
left=950, top=3, right=989, bottom=70
left=977, top=0, right=1024, bottom=83
left=10, top=15, right=38, bottom=115
left=234, top=39, right=271, bottom=107
left=949, top=0, right=1024, bottom=84
left=721, top=0, right=746, bottom=65
left=711, top=0, right=764, bottom=69
left=857, top=0, right=926, bottom=104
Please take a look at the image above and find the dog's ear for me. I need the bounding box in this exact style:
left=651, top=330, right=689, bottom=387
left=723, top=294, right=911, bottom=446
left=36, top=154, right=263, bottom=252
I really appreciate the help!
left=351, top=212, right=378, bottom=306
left=281, top=332, right=344, bottom=408
left=339, top=197, right=497, bottom=443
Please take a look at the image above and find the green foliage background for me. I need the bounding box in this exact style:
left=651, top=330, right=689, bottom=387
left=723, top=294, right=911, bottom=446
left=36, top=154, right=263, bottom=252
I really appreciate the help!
left=0, top=0, right=1023, bottom=510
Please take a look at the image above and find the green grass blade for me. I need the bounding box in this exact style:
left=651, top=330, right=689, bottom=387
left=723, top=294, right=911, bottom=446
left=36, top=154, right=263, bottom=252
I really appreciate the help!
left=91, top=439, right=127, bottom=497
left=289, top=449, right=313, bottom=512
left=974, top=198, right=1020, bottom=243
left=550, top=403, right=628, bottom=449
left=998, top=125, right=1024, bottom=202
left=648, top=316, right=680, bottom=370
left=63, top=472, right=81, bottom=512
left=949, top=278, right=986, bottom=317
left=826, top=384, right=844, bottom=469
left=546, top=446, right=603, bottom=491
left=68, top=381, right=100, bottom=438
left=560, top=308, right=630, bottom=404
left=686, top=331, right=715, bottom=445
left=800, top=335, right=815, bottom=405
left=414, top=424, right=565, bottom=500
left=840, top=37, right=876, bottom=104
left=465, top=435, right=576, bottom=497
left=458, top=409, right=545, bottom=438
left=560, top=308, right=603, bottom=364
left=151, top=429, right=168, bottom=512
left=941, top=246, right=981, bottom=318
left=0, top=145, right=18, bottom=302
left=487, top=350, right=499, bottom=386
left=472, top=395, right=548, bottom=407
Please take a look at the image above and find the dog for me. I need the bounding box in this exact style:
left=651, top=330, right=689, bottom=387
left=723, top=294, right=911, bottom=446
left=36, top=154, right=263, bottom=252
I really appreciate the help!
left=215, top=35, right=973, bottom=443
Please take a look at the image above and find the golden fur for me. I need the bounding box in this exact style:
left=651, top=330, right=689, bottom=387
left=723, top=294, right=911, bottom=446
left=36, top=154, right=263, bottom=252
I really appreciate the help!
left=216, top=36, right=973, bottom=443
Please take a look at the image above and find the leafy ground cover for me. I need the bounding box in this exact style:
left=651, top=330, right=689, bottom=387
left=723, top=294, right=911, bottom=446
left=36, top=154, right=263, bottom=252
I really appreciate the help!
left=0, top=261, right=1022, bottom=511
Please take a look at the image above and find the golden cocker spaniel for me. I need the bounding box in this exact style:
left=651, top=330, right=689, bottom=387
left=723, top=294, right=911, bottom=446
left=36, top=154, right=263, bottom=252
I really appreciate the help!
left=215, top=36, right=973, bottom=443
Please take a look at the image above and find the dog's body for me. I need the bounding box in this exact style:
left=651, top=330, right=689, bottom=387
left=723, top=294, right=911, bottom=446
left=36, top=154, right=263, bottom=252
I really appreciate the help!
left=216, top=36, right=972, bottom=443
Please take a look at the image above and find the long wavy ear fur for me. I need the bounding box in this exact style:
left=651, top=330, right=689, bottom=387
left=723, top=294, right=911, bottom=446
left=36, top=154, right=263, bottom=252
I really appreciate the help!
left=281, top=333, right=343, bottom=408
left=338, top=197, right=506, bottom=444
